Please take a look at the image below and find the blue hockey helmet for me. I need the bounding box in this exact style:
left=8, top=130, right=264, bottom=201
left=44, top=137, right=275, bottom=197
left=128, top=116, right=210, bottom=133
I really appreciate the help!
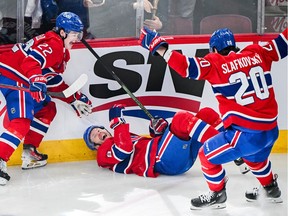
left=56, top=12, right=84, bottom=33
left=83, top=125, right=109, bottom=150
left=209, top=28, right=236, bottom=52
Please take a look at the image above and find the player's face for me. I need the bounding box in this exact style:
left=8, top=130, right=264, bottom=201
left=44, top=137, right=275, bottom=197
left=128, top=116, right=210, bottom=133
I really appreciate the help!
left=89, top=127, right=112, bottom=149
left=64, top=31, right=83, bottom=50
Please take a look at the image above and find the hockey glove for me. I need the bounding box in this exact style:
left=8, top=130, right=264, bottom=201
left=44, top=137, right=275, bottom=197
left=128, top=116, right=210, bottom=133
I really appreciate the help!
left=71, top=92, right=92, bottom=118
left=139, top=26, right=168, bottom=56
left=109, top=117, right=126, bottom=130
left=149, top=117, right=168, bottom=137
left=29, top=74, right=47, bottom=103
left=109, top=104, right=125, bottom=121
left=109, top=104, right=126, bottom=129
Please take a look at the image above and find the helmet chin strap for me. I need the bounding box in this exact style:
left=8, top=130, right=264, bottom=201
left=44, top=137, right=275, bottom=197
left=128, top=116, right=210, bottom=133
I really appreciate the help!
left=61, top=32, right=68, bottom=41
left=55, top=28, right=68, bottom=41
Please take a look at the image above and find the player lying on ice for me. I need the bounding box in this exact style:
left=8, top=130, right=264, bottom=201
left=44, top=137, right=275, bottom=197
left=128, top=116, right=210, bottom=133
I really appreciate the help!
left=138, top=27, right=287, bottom=209
left=0, top=12, right=92, bottom=186
left=83, top=104, right=248, bottom=177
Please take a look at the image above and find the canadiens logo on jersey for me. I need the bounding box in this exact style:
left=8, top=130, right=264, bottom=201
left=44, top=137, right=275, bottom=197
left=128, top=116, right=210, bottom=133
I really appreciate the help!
left=106, top=151, right=112, bottom=158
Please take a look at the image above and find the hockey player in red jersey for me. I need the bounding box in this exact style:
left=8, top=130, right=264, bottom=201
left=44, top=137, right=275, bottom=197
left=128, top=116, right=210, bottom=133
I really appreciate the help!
left=83, top=104, right=234, bottom=177
left=139, top=27, right=288, bottom=209
left=0, top=12, right=92, bottom=185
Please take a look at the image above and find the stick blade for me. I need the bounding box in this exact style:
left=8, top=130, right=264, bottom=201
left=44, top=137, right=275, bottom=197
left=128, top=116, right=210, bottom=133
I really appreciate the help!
left=48, top=74, right=88, bottom=98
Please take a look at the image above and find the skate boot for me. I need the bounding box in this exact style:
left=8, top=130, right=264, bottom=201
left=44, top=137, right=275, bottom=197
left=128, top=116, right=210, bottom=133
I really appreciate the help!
left=0, top=158, right=10, bottom=185
left=245, top=174, right=282, bottom=203
left=21, top=144, right=48, bottom=170
left=234, top=158, right=250, bottom=174
left=190, top=187, right=227, bottom=209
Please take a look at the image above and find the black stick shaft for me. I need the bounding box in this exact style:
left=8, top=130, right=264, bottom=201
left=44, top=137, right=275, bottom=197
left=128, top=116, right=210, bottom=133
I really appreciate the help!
left=81, top=39, right=154, bottom=120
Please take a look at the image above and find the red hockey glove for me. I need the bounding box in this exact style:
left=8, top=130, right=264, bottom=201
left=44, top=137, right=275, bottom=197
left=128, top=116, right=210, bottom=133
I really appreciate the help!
left=149, top=117, right=168, bottom=137
left=139, top=26, right=168, bottom=56
left=29, top=74, right=47, bottom=103
left=109, top=104, right=126, bottom=129
left=70, top=92, right=92, bottom=118
left=109, top=117, right=126, bottom=130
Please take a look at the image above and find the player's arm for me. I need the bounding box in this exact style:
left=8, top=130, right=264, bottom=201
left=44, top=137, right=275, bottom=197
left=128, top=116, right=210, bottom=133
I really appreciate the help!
left=19, top=36, right=64, bottom=102
left=109, top=104, right=134, bottom=153
left=96, top=137, right=128, bottom=168
left=262, top=28, right=288, bottom=61
left=20, top=36, right=63, bottom=78
left=96, top=124, right=134, bottom=169
left=139, top=27, right=210, bottom=80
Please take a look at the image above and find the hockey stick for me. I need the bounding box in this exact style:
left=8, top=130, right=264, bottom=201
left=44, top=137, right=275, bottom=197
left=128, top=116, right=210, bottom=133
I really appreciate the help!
left=0, top=74, right=88, bottom=98
left=81, top=39, right=155, bottom=121
left=151, top=0, right=160, bottom=19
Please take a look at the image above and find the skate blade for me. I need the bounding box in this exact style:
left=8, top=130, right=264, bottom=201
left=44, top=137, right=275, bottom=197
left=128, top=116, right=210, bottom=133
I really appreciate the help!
left=21, top=160, right=47, bottom=170
left=239, top=165, right=250, bottom=174
left=267, top=197, right=283, bottom=203
left=190, top=203, right=226, bottom=210
left=246, top=197, right=283, bottom=203
left=0, top=177, right=8, bottom=186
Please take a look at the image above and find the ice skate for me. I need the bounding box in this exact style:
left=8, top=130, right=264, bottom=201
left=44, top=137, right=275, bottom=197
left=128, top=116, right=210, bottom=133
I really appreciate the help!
left=190, top=188, right=227, bottom=210
left=0, top=158, right=10, bottom=185
left=234, top=158, right=250, bottom=174
left=246, top=174, right=282, bottom=203
left=21, top=144, right=48, bottom=170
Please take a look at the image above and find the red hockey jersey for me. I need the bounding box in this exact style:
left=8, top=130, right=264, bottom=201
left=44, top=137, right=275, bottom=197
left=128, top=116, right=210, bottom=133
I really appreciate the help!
left=0, top=31, right=69, bottom=85
left=0, top=31, right=77, bottom=103
left=166, top=28, right=288, bottom=130
left=97, top=123, right=161, bottom=177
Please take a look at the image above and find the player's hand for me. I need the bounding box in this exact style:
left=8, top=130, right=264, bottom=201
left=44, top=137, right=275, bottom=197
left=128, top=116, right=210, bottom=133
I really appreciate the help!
left=109, top=104, right=126, bottom=129
left=144, top=16, right=163, bottom=30
left=71, top=92, right=92, bottom=117
left=139, top=26, right=168, bottom=56
left=109, top=104, right=125, bottom=121
left=149, top=116, right=168, bottom=137
left=29, top=74, right=47, bottom=103
left=109, top=117, right=126, bottom=130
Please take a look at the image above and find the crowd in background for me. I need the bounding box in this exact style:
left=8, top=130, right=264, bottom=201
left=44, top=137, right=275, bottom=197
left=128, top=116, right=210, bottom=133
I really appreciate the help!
left=0, top=0, right=287, bottom=45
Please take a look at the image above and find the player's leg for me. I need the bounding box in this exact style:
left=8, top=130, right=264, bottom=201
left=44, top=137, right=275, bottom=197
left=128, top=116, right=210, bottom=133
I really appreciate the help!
left=0, top=83, right=33, bottom=185
left=190, top=126, right=281, bottom=209
left=243, top=127, right=282, bottom=203
left=245, top=160, right=282, bottom=203
left=170, top=110, right=219, bottom=142
left=190, top=132, right=231, bottom=210
left=21, top=100, right=57, bottom=170
left=154, top=126, right=202, bottom=175
left=196, top=107, right=250, bottom=174
left=190, top=127, right=256, bottom=209
left=155, top=109, right=222, bottom=175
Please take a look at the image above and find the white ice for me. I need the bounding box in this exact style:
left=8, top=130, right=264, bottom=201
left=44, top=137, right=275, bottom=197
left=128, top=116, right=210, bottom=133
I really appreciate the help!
left=0, top=154, right=287, bottom=216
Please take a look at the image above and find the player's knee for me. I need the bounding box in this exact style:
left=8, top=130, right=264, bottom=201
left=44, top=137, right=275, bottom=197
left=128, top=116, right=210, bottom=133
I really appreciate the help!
left=3, top=112, right=10, bottom=129
left=45, top=101, right=57, bottom=122
left=7, top=118, right=31, bottom=140
left=196, top=107, right=223, bottom=130
left=170, top=110, right=196, bottom=140
left=196, top=107, right=220, bottom=125
left=35, top=101, right=57, bottom=124
left=198, top=146, right=205, bottom=162
left=244, top=158, right=268, bottom=170
left=198, top=146, right=210, bottom=166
